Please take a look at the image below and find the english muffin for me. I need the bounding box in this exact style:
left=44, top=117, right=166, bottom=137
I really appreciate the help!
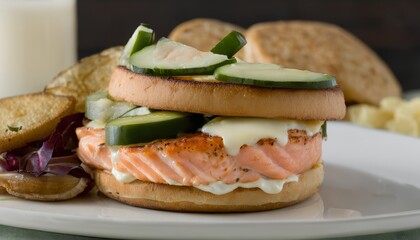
left=244, top=21, right=402, bottom=105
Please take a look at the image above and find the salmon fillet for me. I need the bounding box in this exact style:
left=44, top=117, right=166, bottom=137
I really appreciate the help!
left=76, top=127, right=322, bottom=186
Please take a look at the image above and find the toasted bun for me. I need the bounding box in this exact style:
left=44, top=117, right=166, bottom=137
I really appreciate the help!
left=108, top=67, right=345, bottom=120
left=0, top=93, right=75, bottom=153
left=94, top=163, right=323, bottom=212
left=169, top=18, right=245, bottom=59
left=45, top=46, right=122, bottom=112
left=0, top=173, right=90, bottom=201
left=244, top=21, right=402, bottom=105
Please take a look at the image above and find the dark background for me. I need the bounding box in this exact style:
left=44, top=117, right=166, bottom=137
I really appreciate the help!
left=77, top=0, right=420, bottom=91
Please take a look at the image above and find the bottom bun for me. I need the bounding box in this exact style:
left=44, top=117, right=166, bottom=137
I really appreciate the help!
left=94, top=163, right=324, bottom=212
left=0, top=173, right=90, bottom=201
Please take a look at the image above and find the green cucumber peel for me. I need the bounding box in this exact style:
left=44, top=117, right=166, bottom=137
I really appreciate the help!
left=214, top=63, right=336, bottom=89
left=129, top=23, right=155, bottom=56
left=321, top=121, right=327, bottom=138
left=130, top=58, right=236, bottom=76
left=120, top=23, right=154, bottom=66
left=211, top=31, right=247, bottom=58
left=129, top=38, right=236, bottom=76
left=105, top=111, right=205, bottom=146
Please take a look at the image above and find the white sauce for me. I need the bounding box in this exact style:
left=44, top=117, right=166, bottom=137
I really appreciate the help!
left=111, top=168, right=136, bottom=183
left=197, top=175, right=299, bottom=195
left=109, top=147, right=136, bottom=183
left=201, top=117, right=324, bottom=155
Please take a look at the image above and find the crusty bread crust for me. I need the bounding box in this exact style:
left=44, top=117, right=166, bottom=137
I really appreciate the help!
left=108, top=67, right=345, bottom=120
left=244, top=21, right=401, bottom=105
left=94, top=164, right=323, bottom=212
left=0, top=93, right=75, bottom=153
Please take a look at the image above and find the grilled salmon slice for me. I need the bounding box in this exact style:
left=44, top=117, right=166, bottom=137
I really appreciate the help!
left=76, top=127, right=322, bottom=186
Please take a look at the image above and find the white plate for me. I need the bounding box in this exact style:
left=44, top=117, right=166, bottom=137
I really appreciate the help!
left=1, top=122, right=420, bottom=240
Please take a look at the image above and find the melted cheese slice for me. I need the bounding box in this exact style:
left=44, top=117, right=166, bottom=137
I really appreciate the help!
left=201, top=117, right=324, bottom=155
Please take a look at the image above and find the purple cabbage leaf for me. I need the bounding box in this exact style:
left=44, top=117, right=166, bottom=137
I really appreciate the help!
left=0, top=113, right=92, bottom=185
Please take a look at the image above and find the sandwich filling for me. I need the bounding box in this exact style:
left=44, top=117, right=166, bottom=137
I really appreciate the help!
left=76, top=118, right=323, bottom=195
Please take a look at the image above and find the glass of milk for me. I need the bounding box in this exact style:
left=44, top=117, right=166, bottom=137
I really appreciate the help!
left=0, top=0, right=77, bottom=98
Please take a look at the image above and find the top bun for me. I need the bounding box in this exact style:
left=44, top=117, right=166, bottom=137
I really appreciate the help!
left=244, top=21, right=401, bottom=105
left=108, top=67, right=346, bottom=120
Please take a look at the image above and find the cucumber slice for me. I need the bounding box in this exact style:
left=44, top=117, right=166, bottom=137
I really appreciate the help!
left=105, top=111, right=204, bottom=145
left=130, top=24, right=155, bottom=55
left=214, top=63, right=336, bottom=89
left=129, top=38, right=236, bottom=76
left=85, top=91, right=136, bottom=122
left=211, top=31, right=247, bottom=58
left=120, top=23, right=154, bottom=67
left=86, top=90, right=108, bottom=102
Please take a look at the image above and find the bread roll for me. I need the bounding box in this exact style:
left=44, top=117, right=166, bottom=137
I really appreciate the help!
left=244, top=21, right=402, bottom=105
left=108, top=67, right=346, bottom=120
left=94, top=164, right=323, bottom=212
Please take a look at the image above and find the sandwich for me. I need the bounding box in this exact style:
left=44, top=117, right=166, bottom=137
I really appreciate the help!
left=76, top=24, right=346, bottom=212
left=0, top=93, right=93, bottom=201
